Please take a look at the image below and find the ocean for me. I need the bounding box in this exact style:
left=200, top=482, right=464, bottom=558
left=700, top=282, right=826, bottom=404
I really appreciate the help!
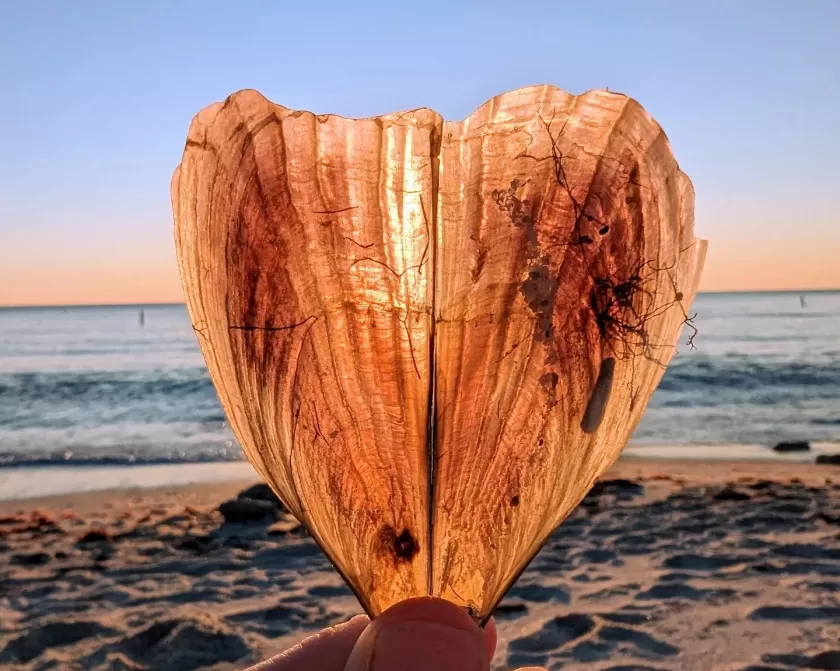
left=1, top=292, right=838, bottom=496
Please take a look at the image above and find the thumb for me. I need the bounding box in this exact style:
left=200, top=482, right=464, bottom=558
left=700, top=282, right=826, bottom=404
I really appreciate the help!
left=343, top=597, right=491, bottom=671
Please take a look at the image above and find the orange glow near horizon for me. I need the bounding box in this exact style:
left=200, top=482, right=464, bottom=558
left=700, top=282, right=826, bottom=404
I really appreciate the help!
left=0, top=261, right=184, bottom=307
left=699, top=238, right=840, bottom=293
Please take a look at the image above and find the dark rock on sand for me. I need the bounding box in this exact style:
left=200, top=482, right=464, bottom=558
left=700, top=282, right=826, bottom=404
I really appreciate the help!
left=807, top=650, right=840, bottom=669
left=588, top=479, right=645, bottom=499
left=581, top=479, right=645, bottom=514
left=77, top=529, right=113, bottom=544
left=761, top=652, right=811, bottom=666
left=772, top=440, right=810, bottom=452
left=219, top=498, right=279, bottom=524
left=217, top=483, right=289, bottom=524
left=237, top=483, right=286, bottom=510
left=10, top=551, right=51, bottom=566
left=817, top=454, right=840, bottom=465
left=713, top=486, right=753, bottom=501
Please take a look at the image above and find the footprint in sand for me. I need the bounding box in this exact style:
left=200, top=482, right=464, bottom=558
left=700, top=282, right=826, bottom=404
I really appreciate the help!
left=635, top=582, right=738, bottom=602
left=750, top=605, right=840, bottom=621
left=0, top=620, right=119, bottom=665
left=507, top=613, right=597, bottom=666
left=507, top=583, right=571, bottom=604
left=507, top=613, right=680, bottom=668
left=117, top=613, right=253, bottom=671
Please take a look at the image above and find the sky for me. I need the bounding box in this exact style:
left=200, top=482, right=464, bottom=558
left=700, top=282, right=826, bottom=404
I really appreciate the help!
left=1, top=1, right=838, bottom=306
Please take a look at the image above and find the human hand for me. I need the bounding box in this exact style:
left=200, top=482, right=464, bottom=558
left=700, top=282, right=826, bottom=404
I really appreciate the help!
left=245, top=596, right=546, bottom=671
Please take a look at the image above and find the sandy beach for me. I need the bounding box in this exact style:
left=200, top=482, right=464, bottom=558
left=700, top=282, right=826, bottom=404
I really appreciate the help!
left=1, top=458, right=838, bottom=671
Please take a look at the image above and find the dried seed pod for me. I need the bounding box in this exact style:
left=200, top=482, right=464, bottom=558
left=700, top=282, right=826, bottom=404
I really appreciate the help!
left=172, top=85, right=706, bottom=622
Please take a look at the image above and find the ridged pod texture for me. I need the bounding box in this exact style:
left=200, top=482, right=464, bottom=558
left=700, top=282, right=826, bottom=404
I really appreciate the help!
left=171, top=85, right=706, bottom=621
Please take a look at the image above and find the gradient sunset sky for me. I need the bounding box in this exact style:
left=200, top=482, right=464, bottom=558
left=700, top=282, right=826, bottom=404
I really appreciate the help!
left=1, top=1, right=838, bottom=306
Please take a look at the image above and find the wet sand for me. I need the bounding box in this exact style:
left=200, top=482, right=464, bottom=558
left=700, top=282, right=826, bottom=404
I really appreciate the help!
left=1, top=458, right=838, bottom=671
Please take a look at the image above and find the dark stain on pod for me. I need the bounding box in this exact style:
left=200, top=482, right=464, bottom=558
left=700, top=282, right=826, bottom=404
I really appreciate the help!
left=581, top=357, right=616, bottom=434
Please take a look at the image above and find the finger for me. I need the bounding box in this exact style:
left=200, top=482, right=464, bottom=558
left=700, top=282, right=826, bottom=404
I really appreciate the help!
left=484, top=616, right=498, bottom=660
left=246, top=614, right=369, bottom=671
left=343, top=597, right=491, bottom=671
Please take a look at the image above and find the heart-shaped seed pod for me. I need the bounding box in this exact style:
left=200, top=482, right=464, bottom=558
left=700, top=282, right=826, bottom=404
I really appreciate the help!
left=172, top=85, right=706, bottom=622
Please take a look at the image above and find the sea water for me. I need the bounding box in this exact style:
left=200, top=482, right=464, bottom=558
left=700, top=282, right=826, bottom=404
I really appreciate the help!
left=0, top=292, right=838, bottom=496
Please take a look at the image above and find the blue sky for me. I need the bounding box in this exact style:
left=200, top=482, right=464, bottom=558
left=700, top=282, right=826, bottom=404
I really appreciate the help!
left=1, top=0, right=838, bottom=304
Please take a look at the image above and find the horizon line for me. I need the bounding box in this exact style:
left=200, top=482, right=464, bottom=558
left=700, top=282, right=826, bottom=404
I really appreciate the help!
left=1, top=287, right=839, bottom=310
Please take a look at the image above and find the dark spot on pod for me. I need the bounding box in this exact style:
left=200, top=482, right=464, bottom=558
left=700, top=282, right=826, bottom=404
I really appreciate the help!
left=538, top=437, right=545, bottom=446
left=599, top=225, right=610, bottom=235
left=580, top=235, right=594, bottom=244
left=520, top=264, right=558, bottom=343
left=581, top=357, right=616, bottom=434
left=472, top=246, right=488, bottom=282
left=675, top=291, right=684, bottom=301
left=539, top=372, right=559, bottom=394
left=381, top=526, right=419, bottom=562
left=510, top=495, right=520, bottom=507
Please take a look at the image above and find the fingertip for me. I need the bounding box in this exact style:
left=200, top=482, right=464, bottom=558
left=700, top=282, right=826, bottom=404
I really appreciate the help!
left=483, top=616, right=498, bottom=660
left=343, top=597, right=489, bottom=671
left=371, top=596, right=482, bottom=631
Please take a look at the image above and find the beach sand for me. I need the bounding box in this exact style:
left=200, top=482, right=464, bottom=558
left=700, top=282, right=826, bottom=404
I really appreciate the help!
left=1, top=458, right=838, bottom=671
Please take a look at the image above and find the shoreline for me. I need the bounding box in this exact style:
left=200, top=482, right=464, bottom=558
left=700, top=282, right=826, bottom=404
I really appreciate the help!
left=1, top=443, right=839, bottom=503
left=1, top=455, right=836, bottom=510
left=2, top=447, right=839, bottom=503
